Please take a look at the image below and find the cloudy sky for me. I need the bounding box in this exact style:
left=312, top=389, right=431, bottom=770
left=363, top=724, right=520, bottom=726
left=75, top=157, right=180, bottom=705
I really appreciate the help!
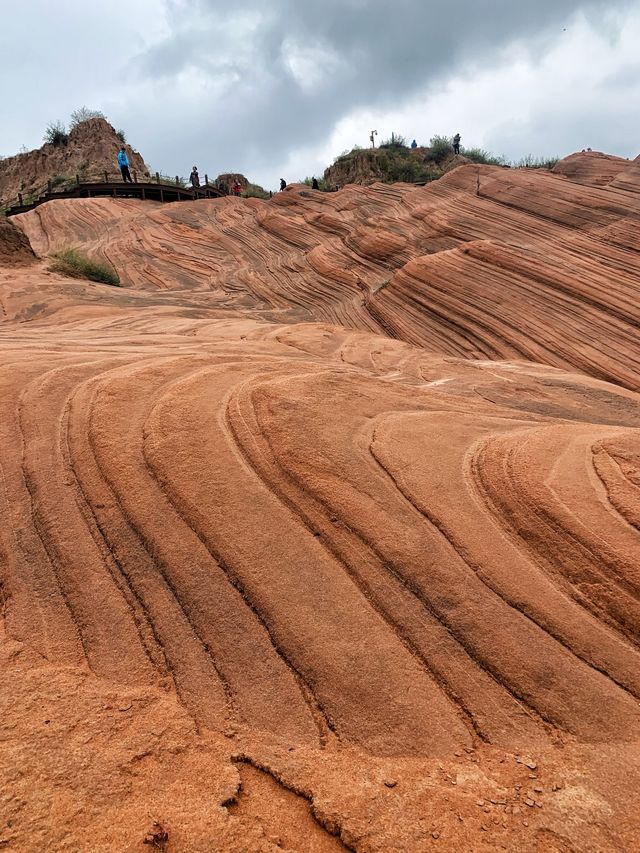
left=1, top=0, right=638, bottom=189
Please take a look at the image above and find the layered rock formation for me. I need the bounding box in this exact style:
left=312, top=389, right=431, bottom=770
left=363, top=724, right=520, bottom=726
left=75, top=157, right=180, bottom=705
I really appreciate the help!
left=15, top=154, right=640, bottom=390
left=1, top=152, right=640, bottom=851
left=0, top=117, right=149, bottom=209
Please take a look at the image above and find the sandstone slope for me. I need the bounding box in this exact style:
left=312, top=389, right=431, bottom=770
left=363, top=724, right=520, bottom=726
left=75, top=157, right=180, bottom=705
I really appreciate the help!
left=1, top=152, right=640, bottom=851
left=15, top=155, right=640, bottom=390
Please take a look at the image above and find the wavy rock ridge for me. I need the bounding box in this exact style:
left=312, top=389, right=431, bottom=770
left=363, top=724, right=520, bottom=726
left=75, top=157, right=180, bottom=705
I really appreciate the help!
left=1, top=153, right=640, bottom=851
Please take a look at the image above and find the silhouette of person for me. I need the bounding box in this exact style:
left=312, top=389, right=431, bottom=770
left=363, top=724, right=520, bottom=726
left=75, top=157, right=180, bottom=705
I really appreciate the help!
left=453, top=133, right=461, bottom=155
left=312, top=177, right=319, bottom=190
left=280, top=178, right=287, bottom=191
left=190, top=166, right=200, bottom=188
left=118, top=146, right=133, bottom=183
left=410, top=139, right=418, bottom=149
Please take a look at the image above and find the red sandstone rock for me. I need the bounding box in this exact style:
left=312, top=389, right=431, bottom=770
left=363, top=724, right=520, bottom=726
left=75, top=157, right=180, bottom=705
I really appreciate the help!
left=1, top=157, right=640, bottom=850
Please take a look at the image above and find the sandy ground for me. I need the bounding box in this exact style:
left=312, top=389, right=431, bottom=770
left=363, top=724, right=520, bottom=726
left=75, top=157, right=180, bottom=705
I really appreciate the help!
left=1, top=155, right=640, bottom=851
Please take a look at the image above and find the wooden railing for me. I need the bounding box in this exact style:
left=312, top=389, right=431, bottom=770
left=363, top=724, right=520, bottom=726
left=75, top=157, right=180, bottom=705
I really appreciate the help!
left=4, top=173, right=225, bottom=217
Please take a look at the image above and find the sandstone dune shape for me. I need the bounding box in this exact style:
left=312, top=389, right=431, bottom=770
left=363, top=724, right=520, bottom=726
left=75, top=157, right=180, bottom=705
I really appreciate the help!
left=1, top=155, right=640, bottom=850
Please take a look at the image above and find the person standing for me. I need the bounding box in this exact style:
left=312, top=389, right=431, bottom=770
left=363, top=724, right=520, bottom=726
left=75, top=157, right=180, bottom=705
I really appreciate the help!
left=190, top=166, right=200, bottom=188
left=453, top=133, right=461, bottom=155
left=118, top=146, right=133, bottom=183
left=280, top=178, right=287, bottom=191
left=312, top=177, right=319, bottom=190
left=410, top=139, right=418, bottom=149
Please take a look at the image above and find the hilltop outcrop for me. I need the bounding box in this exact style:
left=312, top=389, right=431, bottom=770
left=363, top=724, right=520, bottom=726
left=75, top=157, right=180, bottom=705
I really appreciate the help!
left=1, top=151, right=640, bottom=851
left=0, top=117, right=149, bottom=209
left=552, top=149, right=634, bottom=185
left=324, top=143, right=466, bottom=187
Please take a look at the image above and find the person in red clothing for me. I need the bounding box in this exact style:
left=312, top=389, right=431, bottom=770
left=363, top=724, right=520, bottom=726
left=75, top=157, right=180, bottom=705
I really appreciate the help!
left=232, top=180, right=242, bottom=196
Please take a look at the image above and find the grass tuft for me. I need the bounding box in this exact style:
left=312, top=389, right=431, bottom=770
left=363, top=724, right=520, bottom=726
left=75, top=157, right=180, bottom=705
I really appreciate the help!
left=49, top=248, right=120, bottom=286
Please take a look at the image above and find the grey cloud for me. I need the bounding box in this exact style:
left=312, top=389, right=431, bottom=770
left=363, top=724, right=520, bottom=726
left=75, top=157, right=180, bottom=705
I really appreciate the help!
left=0, top=0, right=635, bottom=188
left=129, top=0, right=630, bottom=181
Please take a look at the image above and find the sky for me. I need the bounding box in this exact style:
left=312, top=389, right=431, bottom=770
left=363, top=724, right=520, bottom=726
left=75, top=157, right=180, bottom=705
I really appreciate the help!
left=1, top=0, right=638, bottom=190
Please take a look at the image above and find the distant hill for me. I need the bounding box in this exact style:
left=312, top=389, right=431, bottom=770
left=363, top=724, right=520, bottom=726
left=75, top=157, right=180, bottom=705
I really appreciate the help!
left=323, top=138, right=470, bottom=188
left=321, top=136, right=560, bottom=188
left=0, top=117, right=149, bottom=210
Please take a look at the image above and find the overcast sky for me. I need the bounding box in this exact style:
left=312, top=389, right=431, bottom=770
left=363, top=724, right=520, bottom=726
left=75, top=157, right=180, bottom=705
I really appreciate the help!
left=1, top=0, right=638, bottom=189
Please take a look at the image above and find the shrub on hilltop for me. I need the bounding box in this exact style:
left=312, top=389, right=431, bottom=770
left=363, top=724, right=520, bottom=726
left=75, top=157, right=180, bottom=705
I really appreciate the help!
left=462, top=147, right=506, bottom=166
left=379, top=132, right=407, bottom=150
left=513, top=154, right=560, bottom=169
left=302, top=176, right=331, bottom=191
left=425, top=135, right=454, bottom=162
left=69, top=107, right=107, bottom=129
left=44, top=120, right=69, bottom=147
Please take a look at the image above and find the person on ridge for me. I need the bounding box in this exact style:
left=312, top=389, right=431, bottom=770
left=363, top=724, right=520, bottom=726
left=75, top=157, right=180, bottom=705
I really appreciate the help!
left=280, top=178, right=287, bottom=191
left=312, top=177, right=319, bottom=190
left=190, top=166, right=200, bottom=188
left=232, top=180, right=242, bottom=196
left=410, top=139, right=418, bottom=149
left=118, top=146, right=133, bottom=183
left=453, top=133, right=461, bottom=155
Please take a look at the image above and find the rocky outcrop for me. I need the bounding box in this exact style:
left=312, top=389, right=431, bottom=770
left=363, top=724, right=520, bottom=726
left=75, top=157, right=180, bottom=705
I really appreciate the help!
left=0, top=217, right=35, bottom=265
left=552, top=150, right=633, bottom=185
left=324, top=145, right=466, bottom=187
left=0, top=117, right=149, bottom=208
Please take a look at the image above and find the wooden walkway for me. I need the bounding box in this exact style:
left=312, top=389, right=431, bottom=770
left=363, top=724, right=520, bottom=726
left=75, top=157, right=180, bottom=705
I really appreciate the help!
left=5, top=179, right=224, bottom=217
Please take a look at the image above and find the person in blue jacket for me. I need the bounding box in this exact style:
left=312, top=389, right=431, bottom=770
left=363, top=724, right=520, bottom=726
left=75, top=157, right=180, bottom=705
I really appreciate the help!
left=118, top=146, right=133, bottom=183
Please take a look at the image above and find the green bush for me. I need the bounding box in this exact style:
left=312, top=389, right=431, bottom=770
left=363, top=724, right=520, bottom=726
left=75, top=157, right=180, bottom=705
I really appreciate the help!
left=379, top=132, right=408, bottom=150
left=427, top=135, right=454, bottom=161
left=383, top=154, right=438, bottom=183
left=302, top=176, right=331, bottom=191
left=462, top=147, right=506, bottom=166
left=44, top=121, right=69, bottom=146
left=245, top=183, right=270, bottom=199
left=49, top=248, right=120, bottom=285
left=513, top=154, right=559, bottom=169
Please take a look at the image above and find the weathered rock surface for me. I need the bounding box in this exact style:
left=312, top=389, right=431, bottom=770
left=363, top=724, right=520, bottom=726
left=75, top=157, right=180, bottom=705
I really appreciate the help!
left=1, top=151, right=640, bottom=851
left=0, top=217, right=35, bottom=265
left=15, top=155, right=640, bottom=390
